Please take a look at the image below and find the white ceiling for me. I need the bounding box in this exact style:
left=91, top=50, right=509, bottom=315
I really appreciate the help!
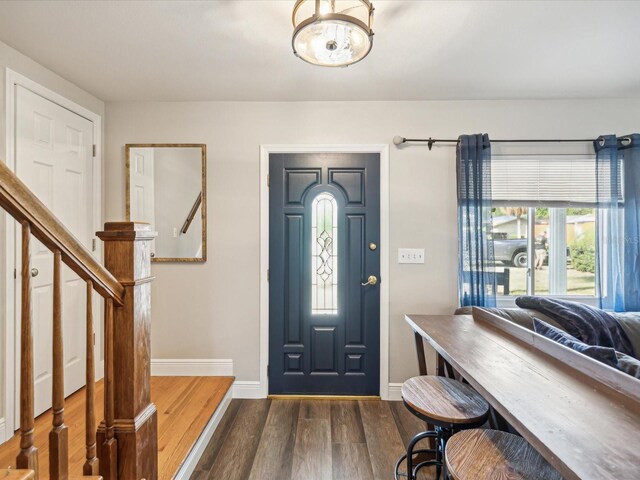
left=0, top=0, right=639, bottom=102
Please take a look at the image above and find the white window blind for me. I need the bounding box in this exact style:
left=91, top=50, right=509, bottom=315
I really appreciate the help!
left=489, top=154, right=623, bottom=207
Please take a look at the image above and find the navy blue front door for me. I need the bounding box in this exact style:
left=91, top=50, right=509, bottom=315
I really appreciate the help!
left=269, top=153, right=380, bottom=395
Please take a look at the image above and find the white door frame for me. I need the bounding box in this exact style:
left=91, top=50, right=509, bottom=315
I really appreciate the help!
left=2, top=68, right=103, bottom=442
left=259, top=144, right=390, bottom=399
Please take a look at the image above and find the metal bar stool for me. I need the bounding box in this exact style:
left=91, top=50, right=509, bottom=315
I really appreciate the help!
left=395, top=376, right=490, bottom=480
left=445, top=429, right=562, bottom=480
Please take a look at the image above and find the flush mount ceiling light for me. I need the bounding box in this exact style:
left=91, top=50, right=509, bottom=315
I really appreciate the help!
left=292, top=0, right=374, bottom=67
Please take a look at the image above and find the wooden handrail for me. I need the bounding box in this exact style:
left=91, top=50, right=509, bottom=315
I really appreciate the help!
left=180, top=191, right=202, bottom=234
left=0, top=161, right=124, bottom=305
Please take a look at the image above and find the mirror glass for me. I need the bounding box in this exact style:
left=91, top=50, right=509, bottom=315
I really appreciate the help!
left=126, top=144, right=206, bottom=262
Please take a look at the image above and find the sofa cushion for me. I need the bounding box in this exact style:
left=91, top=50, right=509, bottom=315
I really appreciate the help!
left=613, top=312, right=640, bottom=360
left=615, top=352, right=640, bottom=379
left=533, top=318, right=619, bottom=368
left=517, top=296, right=635, bottom=357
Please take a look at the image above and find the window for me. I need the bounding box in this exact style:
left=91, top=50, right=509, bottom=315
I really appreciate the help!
left=489, top=152, right=616, bottom=299
left=311, top=192, right=338, bottom=314
left=491, top=206, right=596, bottom=297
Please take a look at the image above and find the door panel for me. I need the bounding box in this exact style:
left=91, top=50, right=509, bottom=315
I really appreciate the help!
left=269, top=153, right=380, bottom=395
left=285, top=214, right=303, bottom=345
left=128, top=148, right=156, bottom=254
left=346, top=214, right=365, bottom=345
left=15, top=85, right=94, bottom=418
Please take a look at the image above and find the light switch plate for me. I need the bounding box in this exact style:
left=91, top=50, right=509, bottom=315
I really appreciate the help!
left=398, top=248, right=425, bottom=264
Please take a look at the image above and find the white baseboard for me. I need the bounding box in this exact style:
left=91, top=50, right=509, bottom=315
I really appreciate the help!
left=233, top=381, right=264, bottom=399
left=151, top=359, right=233, bottom=377
left=387, top=383, right=403, bottom=401
left=172, top=387, right=233, bottom=480
left=0, top=417, right=6, bottom=444
left=229, top=381, right=401, bottom=400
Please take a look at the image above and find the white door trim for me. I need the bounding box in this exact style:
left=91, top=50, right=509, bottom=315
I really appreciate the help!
left=2, top=68, right=103, bottom=442
left=259, top=144, right=390, bottom=399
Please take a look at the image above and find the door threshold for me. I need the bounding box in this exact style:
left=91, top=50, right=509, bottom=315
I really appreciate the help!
left=268, top=394, right=381, bottom=400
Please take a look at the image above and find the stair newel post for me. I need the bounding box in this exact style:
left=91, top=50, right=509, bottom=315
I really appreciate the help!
left=96, top=222, right=158, bottom=480
left=49, top=250, right=69, bottom=479
left=16, top=221, right=39, bottom=476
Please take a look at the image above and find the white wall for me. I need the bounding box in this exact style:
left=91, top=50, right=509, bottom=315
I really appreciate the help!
left=0, top=39, right=104, bottom=437
left=105, top=98, right=640, bottom=386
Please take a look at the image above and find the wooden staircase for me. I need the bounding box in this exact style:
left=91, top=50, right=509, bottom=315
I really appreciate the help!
left=2, top=470, right=101, bottom=480
left=2, top=469, right=35, bottom=480
left=0, top=159, right=158, bottom=479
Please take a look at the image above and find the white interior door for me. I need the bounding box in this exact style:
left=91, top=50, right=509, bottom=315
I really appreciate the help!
left=14, top=85, right=94, bottom=420
left=129, top=148, right=156, bottom=255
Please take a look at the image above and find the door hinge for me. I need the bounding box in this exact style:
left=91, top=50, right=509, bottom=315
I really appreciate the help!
left=92, top=144, right=97, bottom=157
left=267, top=269, right=270, bottom=282
left=92, top=238, right=97, bottom=252
left=267, top=365, right=270, bottom=377
left=267, top=174, right=270, bottom=187
left=93, top=332, right=96, bottom=346
left=14, top=268, right=17, bottom=279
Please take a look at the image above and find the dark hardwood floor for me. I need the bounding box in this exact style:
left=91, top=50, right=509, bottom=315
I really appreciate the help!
left=191, top=399, right=434, bottom=480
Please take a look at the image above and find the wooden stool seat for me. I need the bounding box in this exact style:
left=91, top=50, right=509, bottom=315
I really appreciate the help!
left=402, top=376, right=489, bottom=425
left=446, top=429, right=562, bottom=480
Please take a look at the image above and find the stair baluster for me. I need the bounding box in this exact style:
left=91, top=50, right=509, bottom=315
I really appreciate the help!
left=16, top=222, right=39, bottom=475
left=100, top=298, right=117, bottom=480
left=49, top=251, right=69, bottom=479
left=83, top=280, right=99, bottom=475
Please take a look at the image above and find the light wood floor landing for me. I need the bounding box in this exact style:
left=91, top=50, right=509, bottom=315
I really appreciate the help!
left=0, top=376, right=234, bottom=480
left=191, top=399, right=434, bottom=480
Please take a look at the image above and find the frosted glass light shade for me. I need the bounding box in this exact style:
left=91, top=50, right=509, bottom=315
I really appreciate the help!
left=292, top=0, right=374, bottom=67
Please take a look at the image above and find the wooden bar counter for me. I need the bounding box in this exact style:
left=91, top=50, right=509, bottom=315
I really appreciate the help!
left=406, top=309, right=640, bottom=480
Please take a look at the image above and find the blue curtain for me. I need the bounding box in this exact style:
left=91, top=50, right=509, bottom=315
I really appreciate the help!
left=457, top=134, right=496, bottom=307
left=595, top=134, right=640, bottom=311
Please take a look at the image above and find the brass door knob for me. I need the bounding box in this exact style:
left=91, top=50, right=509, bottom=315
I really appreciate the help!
left=361, top=275, right=378, bottom=286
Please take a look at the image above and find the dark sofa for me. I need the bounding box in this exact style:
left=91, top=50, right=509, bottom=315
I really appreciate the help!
left=454, top=305, right=640, bottom=360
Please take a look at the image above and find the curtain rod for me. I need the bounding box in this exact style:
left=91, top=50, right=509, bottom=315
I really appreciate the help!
left=393, top=136, right=596, bottom=151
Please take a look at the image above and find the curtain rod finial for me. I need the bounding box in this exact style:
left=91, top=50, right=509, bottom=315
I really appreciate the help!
left=393, top=136, right=405, bottom=146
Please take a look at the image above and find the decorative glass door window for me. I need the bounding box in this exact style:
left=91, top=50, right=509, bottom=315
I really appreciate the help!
left=312, top=192, right=338, bottom=314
